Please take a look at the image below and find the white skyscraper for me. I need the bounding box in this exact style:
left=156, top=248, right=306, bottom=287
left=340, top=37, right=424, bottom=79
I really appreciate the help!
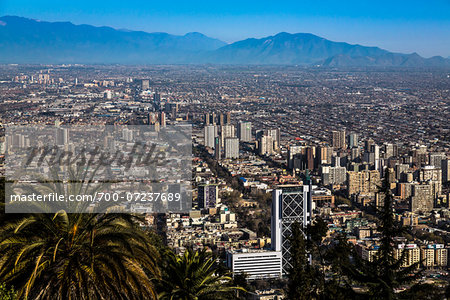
left=224, top=137, right=239, bottom=159
left=272, top=184, right=313, bottom=274
left=237, top=121, right=252, bottom=142
left=259, top=135, right=274, bottom=156
left=204, top=125, right=217, bottom=149
left=220, top=124, right=235, bottom=147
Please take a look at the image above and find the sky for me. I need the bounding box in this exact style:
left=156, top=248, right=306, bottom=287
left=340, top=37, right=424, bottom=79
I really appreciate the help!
left=1, top=0, right=449, bottom=58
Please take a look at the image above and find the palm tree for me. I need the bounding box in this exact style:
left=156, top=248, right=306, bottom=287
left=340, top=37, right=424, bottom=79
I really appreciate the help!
left=1, top=163, right=160, bottom=300
left=158, top=248, right=244, bottom=300
left=0, top=212, right=160, bottom=300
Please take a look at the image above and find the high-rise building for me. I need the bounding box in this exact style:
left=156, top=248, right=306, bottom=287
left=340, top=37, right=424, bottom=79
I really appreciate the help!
left=305, top=146, right=315, bottom=170
left=332, top=130, right=346, bottom=149
left=204, top=125, right=217, bottom=149
left=226, top=111, right=231, bottom=124
left=395, top=164, right=410, bottom=181
left=321, top=166, right=347, bottom=186
left=224, top=137, right=239, bottom=159
left=348, top=133, right=359, bottom=149
left=413, top=145, right=428, bottom=166
left=219, top=113, right=225, bottom=126
left=419, top=166, right=442, bottom=197
left=204, top=113, right=210, bottom=125
left=364, top=139, right=374, bottom=152
left=384, top=143, right=398, bottom=159
left=258, top=135, right=274, bottom=156
left=153, top=92, right=161, bottom=104
left=266, top=129, right=281, bottom=151
left=347, top=170, right=381, bottom=197
left=410, top=184, right=433, bottom=212
left=220, top=125, right=235, bottom=147
left=442, top=159, right=450, bottom=183
left=372, top=144, right=380, bottom=170
left=288, top=145, right=304, bottom=169
left=429, top=153, right=446, bottom=168
left=198, top=185, right=219, bottom=208
left=317, top=145, right=332, bottom=166
left=214, top=137, right=221, bottom=160
left=160, top=112, right=166, bottom=127
left=237, top=122, right=252, bottom=142
left=351, top=147, right=360, bottom=161
left=141, top=79, right=149, bottom=90
left=55, top=128, right=69, bottom=146
left=272, top=185, right=313, bottom=274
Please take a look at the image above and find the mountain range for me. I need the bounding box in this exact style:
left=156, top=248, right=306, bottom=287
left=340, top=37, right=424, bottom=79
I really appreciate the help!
left=1, top=16, right=449, bottom=67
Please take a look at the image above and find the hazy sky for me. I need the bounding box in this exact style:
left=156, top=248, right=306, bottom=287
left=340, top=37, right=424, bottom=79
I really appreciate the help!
left=1, top=0, right=449, bottom=57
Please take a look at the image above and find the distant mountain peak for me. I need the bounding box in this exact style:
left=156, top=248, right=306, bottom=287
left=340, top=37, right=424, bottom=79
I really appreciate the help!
left=0, top=15, right=449, bottom=67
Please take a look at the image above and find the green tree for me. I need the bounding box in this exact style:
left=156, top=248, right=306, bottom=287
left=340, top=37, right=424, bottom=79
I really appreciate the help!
left=323, top=233, right=357, bottom=299
left=0, top=283, right=17, bottom=300
left=287, top=221, right=322, bottom=299
left=0, top=212, right=160, bottom=299
left=158, top=249, right=244, bottom=300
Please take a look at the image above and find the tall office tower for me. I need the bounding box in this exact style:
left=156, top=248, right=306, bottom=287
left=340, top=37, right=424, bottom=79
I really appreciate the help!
left=365, top=139, right=375, bottom=152
left=305, top=146, right=315, bottom=170
left=272, top=185, right=313, bottom=274
left=413, top=145, right=428, bottom=166
left=442, top=159, right=450, bottom=183
left=224, top=137, right=239, bottom=159
left=429, top=153, right=446, bottom=168
left=265, top=128, right=281, bottom=150
left=410, top=184, right=433, bottom=212
left=258, top=135, right=274, bottom=156
left=351, top=147, right=360, bottom=161
left=288, top=145, right=304, bottom=169
left=219, top=114, right=225, bottom=126
left=317, top=145, right=332, bottom=165
left=204, top=113, right=210, bottom=125
left=153, top=92, right=161, bottom=103
left=220, top=124, right=235, bottom=147
left=214, top=137, right=221, bottom=160
left=153, top=92, right=161, bottom=110
left=55, top=128, right=69, bottom=146
left=198, top=185, right=219, bottom=208
left=160, top=112, right=166, bottom=127
left=372, top=144, right=380, bottom=170
left=348, top=133, right=359, bottom=149
left=347, top=170, right=381, bottom=197
left=204, top=125, right=217, bottom=149
left=332, top=155, right=342, bottom=167
left=226, top=111, right=231, bottom=124
left=237, top=122, right=252, bottom=142
left=395, top=164, right=410, bottom=181
left=211, top=112, right=216, bottom=125
left=384, top=143, right=398, bottom=159
left=419, top=166, right=442, bottom=198
left=141, top=79, right=150, bottom=90
left=332, top=130, right=346, bottom=149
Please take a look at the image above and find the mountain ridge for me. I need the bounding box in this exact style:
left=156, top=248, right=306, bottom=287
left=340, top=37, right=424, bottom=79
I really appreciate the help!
left=1, top=16, right=449, bottom=67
